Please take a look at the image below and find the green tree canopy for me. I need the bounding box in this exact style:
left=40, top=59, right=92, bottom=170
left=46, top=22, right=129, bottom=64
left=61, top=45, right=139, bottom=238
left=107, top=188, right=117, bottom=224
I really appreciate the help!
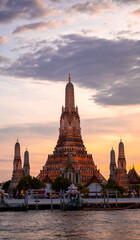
left=17, top=176, right=46, bottom=192
left=76, top=185, right=89, bottom=196
left=52, top=176, right=72, bottom=192
left=104, top=178, right=126, bottom=195
left=2, top=180, right=11, bottom=192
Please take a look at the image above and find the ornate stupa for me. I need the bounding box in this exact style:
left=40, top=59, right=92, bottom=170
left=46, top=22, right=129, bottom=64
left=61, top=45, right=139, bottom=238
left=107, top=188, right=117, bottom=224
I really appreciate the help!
left=23, top=148, right=30, bottom=176
left=109, top=147, right=116, bottom=180
left=109, top=139, right=140, bottom=189
left=9, top=140, right=23, bottom=191
left=38, top=75, right=105, bottom=186
left=116, top=139, right=128, bottom=188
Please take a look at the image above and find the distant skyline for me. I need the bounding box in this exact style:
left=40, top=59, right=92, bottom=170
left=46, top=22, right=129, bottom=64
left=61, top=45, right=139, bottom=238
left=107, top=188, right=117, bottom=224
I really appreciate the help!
left=0, top=0, right=140, bottom=182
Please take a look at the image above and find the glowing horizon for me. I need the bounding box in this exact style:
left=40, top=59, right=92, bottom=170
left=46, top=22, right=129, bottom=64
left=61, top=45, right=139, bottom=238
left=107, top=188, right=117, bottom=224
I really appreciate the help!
left=0, top=0, right=140, bottom=182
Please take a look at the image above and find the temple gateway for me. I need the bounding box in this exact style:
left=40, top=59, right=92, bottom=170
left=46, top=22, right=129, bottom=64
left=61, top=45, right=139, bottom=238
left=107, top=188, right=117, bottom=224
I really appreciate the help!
left=38, top=75, right=106, bottom=186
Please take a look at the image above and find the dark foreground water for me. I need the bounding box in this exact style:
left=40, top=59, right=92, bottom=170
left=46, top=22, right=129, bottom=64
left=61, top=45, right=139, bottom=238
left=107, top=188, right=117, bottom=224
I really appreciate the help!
left=0, top=209, right=140, bottom=240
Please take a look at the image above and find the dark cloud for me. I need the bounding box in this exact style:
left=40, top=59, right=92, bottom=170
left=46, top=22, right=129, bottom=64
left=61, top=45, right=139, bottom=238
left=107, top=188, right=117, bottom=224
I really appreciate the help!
left=0, top=54, right=10, bottom=64
left=13, top=20, right=68, bottom=34
left=68, top=0, right=112, bottom=15
left=115, top=30, right=140, bottom=38
left=93, top=83, right=140, bottom=106
left=50, top=0, right=61, bottom=2
left=0, top=0, right=56, bottom=23
left=116, top=30, right=131, bottom=36
left=113, top=0, right=140, bottom=4
left=0, top=0, right=5, bottom=7
left=1, top=34, right=140, bottom=106
left=0, top=116, right=133, bottom=143
left=0, top=122, right=58, bottom=140
left=131, top=31, right=140, bottom=36
left=0, top=159, right=11, bottom=163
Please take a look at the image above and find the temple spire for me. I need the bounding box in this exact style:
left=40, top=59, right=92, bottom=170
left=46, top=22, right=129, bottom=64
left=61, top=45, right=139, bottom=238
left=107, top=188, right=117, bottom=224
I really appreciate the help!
left=118, top=139, right=125, bottom=159
left=14, top=139, right=21, bottom=160
left=23, top=148, right=30, bottom=176
left=116, top=139, right=128, bottom=188
left=110, top=147, right=116, bottom=180
left=65, top=74, right=75, bottom=110
left=118, top=139, right=126, bottom=170
left=68, top=73, right=71, bottom=82
left=9, top=140, right=23, bottom=192
left=38, top=75, right=104, bottom=187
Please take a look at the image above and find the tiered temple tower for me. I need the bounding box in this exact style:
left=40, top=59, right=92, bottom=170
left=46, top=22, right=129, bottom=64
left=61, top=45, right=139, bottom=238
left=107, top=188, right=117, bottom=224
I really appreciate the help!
left=109, top=147, right=116, bottom=180
left=109, top=140, right=140, bottom=189
left=116, top=140, right=128, bottom=188
left=38, top=75, right=104, bottom=186
left=9, top=140, right=23, bottom=190
left=23, top=148, right=30, bottom=176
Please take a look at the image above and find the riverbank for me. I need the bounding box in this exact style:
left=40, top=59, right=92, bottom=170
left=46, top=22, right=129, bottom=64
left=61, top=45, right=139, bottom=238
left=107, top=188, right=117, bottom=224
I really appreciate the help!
left=1, top=197, right=140, bottom=211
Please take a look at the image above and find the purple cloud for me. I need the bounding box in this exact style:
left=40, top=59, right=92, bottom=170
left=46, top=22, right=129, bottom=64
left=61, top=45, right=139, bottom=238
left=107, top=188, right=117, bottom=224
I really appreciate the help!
left=1, top=34, right=140, bottom=106
left=67, top=0, right=113, bottom=15
left=113, top=0, right=140, bottom=4
left=13, top=19, right=68, bottom=34
left=0, top=54, right=10, bottom=64
left=0, top=0, right=58, bottom=23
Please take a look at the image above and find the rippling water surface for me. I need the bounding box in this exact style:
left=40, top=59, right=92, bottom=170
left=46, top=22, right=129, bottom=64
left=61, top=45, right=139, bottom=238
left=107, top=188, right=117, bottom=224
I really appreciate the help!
left=1, top=209, right=140, bottom=240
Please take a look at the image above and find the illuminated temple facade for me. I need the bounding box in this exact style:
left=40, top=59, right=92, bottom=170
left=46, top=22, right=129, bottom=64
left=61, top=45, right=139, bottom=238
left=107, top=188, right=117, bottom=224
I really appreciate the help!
left=110, top=140, right=140, bottom=189
left=38, top=75, right=106, bottom=186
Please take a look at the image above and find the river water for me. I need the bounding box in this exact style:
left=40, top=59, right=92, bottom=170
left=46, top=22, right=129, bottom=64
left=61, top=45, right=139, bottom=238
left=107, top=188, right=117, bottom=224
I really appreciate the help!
left=0, top=209, right=140, bottom=240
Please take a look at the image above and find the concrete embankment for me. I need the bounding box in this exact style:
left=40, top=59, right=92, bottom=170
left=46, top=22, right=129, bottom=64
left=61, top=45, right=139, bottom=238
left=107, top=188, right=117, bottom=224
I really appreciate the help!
left=1, top=197, right=140, bottom=211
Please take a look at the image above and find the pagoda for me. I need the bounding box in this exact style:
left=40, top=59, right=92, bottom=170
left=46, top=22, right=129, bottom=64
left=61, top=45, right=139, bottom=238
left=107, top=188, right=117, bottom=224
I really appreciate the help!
left=116, top=140, right=128, bottom=188
left=9, top=140, right=24, bottom=191
left=23, top=148, right=30, bottom=176
left=109, top=147, right=116, bottom=181
left=9, top=140, right=30, bottom=192
left=38, top=75, right=105, bottom=186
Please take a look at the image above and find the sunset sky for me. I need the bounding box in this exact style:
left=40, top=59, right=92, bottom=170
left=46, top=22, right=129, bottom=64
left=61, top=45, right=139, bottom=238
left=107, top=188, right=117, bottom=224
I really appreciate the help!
left=0, top=0, right=140, bottom=182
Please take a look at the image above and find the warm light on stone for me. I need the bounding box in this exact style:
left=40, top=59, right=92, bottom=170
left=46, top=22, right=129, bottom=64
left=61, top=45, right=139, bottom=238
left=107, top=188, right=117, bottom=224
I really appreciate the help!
left=38, top=75, right=106, bottom=186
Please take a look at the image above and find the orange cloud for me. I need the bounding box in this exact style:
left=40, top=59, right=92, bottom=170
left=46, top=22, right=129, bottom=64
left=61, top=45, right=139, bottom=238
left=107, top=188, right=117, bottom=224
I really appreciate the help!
left=133, top=8, right=140, bottom=15
left=0, top=36, right=7, bottom=45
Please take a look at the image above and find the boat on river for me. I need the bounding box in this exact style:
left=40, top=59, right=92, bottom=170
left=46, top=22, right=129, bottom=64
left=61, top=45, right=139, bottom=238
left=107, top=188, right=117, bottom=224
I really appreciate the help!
left=80, top=202, right=140, bottom=211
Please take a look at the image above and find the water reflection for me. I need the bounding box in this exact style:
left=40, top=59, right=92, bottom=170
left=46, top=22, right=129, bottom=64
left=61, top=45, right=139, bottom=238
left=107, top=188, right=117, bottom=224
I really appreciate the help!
left=0, top=210, right=140, bottom=240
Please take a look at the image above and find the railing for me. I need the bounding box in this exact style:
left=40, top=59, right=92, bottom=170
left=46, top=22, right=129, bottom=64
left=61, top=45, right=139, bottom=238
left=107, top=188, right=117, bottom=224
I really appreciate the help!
left=3, top=190, right=140, bottom=211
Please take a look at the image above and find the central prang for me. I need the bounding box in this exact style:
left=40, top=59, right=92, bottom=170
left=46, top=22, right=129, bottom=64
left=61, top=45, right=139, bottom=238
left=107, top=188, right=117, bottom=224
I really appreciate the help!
left=38, top=75, right=106, bottom=186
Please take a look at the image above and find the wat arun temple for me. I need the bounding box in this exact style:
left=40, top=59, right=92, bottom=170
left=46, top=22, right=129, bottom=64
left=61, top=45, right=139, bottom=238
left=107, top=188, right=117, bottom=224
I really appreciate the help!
left=9, top=75, right=140, bottom=191
left=38, top=75, right=106, bottom=186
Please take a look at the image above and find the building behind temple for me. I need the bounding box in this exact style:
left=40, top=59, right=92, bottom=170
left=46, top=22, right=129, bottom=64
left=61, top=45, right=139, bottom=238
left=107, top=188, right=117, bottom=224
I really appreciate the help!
left=9, top=140, right=30, bottom=191
left=110, top=140, right=140, bottom=189
left=38, top=75, right=106, bottom=188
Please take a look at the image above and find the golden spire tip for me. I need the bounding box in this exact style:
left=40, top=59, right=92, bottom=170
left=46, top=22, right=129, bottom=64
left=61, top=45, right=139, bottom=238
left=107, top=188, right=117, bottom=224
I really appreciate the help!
left=68, top=73, right=71, bottom=82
